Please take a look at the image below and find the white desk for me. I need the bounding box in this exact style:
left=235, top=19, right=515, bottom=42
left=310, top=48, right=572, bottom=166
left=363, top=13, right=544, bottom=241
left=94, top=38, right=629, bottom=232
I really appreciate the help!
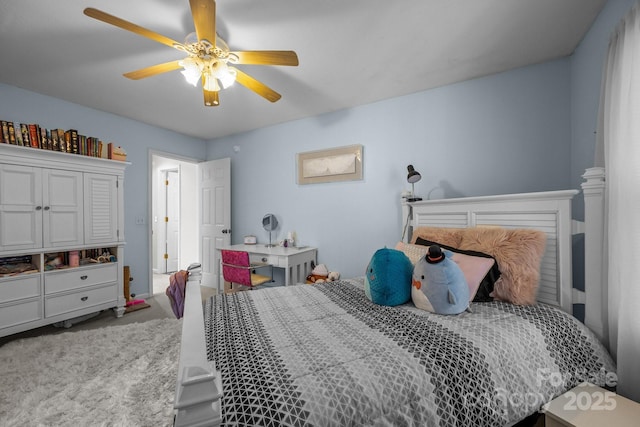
left=217, top=244, right=317, bottom=289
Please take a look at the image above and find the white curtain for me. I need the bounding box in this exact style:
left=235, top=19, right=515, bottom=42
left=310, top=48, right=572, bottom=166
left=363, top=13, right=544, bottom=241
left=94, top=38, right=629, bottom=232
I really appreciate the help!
left=596, top=1, right=640, bottom=401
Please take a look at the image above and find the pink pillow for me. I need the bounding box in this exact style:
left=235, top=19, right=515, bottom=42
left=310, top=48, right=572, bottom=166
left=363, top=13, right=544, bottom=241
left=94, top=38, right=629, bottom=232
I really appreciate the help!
left=451, top=252, right=497, bottom=302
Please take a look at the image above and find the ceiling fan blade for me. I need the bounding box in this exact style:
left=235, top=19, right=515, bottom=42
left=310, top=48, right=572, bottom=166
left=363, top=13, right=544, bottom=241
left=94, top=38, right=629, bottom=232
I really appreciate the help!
left=84, top=8, right=185, bottom=50
left=203, top=89, right=220, bottom=107
left=233, top=68, right=282, bottom=103
left=231, top=51, right=299, bottom=66
left=189, top=0, right=216, bottom=45
left=123, top=60, right=184, bottom=80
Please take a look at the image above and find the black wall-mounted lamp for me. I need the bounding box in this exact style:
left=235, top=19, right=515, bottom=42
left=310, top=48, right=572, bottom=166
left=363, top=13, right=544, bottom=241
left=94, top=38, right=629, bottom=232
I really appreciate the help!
left=406, top=164, right=423, bottom=202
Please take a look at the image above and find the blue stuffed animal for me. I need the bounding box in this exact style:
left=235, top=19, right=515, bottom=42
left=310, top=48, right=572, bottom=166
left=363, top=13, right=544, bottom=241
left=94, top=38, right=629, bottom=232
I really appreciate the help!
left=412, top=245, right=470, bottom=315
left=364, top=248, right=413, bottom=306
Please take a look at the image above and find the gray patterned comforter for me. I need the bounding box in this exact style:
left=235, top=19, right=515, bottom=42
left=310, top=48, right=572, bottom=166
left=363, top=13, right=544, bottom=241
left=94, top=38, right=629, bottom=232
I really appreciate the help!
left=204, top=278, right=615, bottom=427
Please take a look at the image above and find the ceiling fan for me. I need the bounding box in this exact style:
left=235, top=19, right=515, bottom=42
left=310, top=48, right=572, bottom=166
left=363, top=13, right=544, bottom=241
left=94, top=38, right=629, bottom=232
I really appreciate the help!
left=84, top=0, right=299, bottom=107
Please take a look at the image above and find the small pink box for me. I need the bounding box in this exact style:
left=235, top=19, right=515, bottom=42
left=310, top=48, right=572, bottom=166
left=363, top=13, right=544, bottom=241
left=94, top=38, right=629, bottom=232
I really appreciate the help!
left=69, top=251, right=80, bottom=267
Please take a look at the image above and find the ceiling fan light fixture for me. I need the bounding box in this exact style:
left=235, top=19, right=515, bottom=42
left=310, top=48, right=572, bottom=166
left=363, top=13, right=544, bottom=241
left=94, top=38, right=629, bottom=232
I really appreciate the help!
left=203, top=74, right=220, bottom=92
left=218, top=71, right=236, bottom=89
left=212, top=61, right=236, bottom=88
left=179, top=57, right=201, bottom=86
left=83, top=1, right=298, bottom=107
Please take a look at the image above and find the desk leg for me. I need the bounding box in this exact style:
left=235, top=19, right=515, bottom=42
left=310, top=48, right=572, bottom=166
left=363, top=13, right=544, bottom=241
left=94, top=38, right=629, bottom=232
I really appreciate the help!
left=284, top=265, right=291, bottom=286
left=285, top=251, right=317, bottom=286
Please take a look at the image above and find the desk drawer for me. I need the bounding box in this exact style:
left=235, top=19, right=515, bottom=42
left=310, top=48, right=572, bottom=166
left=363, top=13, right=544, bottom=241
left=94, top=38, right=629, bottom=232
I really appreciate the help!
left=249, top=254, right=285, bottom=268
left=45, top=264, right=117, bottom=294
left=45, top=283, right=117, bottom=317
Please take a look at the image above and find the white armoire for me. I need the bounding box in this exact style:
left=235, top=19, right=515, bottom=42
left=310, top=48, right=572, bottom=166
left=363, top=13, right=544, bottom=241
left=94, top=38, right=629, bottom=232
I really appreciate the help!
left=0, top=143, right=127, bottom=337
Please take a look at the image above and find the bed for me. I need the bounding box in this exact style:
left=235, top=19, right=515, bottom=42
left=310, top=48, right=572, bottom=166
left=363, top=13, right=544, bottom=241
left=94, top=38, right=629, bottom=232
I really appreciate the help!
left=172, top=167, right=613, bottom=427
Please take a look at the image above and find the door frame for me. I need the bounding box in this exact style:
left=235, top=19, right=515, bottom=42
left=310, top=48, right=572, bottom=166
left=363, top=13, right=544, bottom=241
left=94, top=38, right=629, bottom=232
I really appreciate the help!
left=162, top=168, right=180, bottom=273
left=147, top=149, right=199, bottom=297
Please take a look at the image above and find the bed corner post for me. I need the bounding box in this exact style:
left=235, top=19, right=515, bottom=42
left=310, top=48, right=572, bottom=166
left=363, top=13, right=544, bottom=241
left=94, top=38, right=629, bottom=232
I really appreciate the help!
left=401, top=198, right=412, bottom=243
left=173, top=266, right=223, bottom=427
left=581, top=167, right=607, bottom=344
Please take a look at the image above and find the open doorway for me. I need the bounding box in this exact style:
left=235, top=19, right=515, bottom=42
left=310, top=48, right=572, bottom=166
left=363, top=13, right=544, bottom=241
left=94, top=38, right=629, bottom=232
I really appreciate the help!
left=149, top=151, right=198, bottom=296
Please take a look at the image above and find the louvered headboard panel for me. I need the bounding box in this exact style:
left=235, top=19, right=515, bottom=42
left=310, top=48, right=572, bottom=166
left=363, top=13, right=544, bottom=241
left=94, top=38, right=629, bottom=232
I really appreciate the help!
left=402, top=190, right=579, bottom=314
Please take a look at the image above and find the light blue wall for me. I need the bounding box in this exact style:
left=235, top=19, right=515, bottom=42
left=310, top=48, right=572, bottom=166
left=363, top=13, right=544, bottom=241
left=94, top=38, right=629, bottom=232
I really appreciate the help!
left=208, top=0, right=637, bottom=285
left=1, top=0, right=634, bottom=292
left=0, top=83, right=207, bottom=296
left=208, top=60, right=572, bottom=279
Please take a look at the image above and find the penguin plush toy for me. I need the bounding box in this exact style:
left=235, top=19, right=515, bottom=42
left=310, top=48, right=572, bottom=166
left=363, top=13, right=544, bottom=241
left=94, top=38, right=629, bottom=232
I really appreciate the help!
left=412, top=245, right=470, bottom=315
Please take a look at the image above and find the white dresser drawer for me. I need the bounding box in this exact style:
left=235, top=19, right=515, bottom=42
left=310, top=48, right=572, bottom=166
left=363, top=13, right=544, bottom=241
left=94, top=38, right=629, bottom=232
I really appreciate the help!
left=45, top=283, right=117, bottom=317
left=45, top=264, right=117, bottom=294
left=0, top=299, right=41, bottom=329
left=0, top=274, right=40, bottom=303
left=249, top=254, right=285, bottom=268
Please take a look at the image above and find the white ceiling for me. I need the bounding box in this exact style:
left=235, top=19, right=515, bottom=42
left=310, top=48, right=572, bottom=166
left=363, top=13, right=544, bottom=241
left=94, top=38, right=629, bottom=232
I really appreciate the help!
left=0, top=0, right=606, bottom=141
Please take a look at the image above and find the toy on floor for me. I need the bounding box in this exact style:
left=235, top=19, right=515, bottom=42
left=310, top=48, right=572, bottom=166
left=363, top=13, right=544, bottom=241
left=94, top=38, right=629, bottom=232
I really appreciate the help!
left=305, top=263, right=340, bottom=284
left=124, top=298, right=150, bottom=313
left=412, top=245, right=470, bottom=315
left=126, top=299, right=146, bottom=307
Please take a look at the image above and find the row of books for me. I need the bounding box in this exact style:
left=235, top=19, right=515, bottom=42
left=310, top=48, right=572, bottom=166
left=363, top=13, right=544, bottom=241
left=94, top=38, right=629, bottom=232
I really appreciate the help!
left=0, top=119, right=119, bottom=160
left=0, top=255, right=38, bottom=277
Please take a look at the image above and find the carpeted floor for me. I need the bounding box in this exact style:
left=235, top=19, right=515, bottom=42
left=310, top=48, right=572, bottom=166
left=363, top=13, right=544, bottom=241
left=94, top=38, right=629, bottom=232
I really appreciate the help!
left=0, top=279, right=217, bottom=425
left=0, top=318, right=182, bottom=427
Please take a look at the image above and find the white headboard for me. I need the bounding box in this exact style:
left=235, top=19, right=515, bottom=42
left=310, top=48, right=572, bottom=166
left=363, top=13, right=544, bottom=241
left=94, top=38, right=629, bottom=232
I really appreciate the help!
left=401, top=189, right=579, bottom=314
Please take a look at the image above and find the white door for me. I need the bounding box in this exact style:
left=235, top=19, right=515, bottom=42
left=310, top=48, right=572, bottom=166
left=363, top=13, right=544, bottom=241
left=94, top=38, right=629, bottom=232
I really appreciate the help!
left=165, top=169, right=180, bottom=273
left=43, top=169, right=84, bottom=248
left=0, top=164, right=42, bottom=250
left=198, top=158, right=231, bottom=290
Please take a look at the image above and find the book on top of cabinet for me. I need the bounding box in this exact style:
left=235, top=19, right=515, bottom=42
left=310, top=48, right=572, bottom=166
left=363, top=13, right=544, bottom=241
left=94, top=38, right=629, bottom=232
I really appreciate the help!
left=0, top=118, right=124, bottom=161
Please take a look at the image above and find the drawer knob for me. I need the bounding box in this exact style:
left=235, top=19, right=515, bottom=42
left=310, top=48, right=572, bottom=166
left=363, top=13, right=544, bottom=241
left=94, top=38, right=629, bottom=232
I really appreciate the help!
left=80, top=275, right=88, bottom=280
left=262, top=257, right=268, bottom=262
left=81, top=296, right=88, bottom=301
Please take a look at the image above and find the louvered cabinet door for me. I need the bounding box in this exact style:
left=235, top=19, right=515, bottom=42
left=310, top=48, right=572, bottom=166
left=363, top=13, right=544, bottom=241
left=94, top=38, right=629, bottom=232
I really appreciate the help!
left=83, top=173, right=118, bottom=245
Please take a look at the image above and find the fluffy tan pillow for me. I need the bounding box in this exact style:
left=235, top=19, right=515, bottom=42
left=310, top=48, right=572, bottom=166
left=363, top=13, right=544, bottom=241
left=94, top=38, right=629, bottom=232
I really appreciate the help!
left=458, top=227, right=547, bottom=305
left=410, top=227, right=464, bottom=247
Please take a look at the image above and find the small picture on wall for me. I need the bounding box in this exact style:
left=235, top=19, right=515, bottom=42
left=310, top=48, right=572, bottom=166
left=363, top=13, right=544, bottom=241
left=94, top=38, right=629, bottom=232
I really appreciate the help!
left=296, top=144, right=363, bottom=185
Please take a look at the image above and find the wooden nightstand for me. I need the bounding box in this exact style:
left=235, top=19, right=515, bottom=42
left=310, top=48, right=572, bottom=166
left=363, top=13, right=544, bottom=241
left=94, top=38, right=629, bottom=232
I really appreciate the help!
left=542, top=382, right=640, bottom=426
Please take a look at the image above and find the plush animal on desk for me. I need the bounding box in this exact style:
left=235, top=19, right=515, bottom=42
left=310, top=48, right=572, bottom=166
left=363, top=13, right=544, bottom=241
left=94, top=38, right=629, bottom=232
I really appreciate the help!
left=412, top=245, right=470, bottom=315
left=364, top=247, right=413, bottom=306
